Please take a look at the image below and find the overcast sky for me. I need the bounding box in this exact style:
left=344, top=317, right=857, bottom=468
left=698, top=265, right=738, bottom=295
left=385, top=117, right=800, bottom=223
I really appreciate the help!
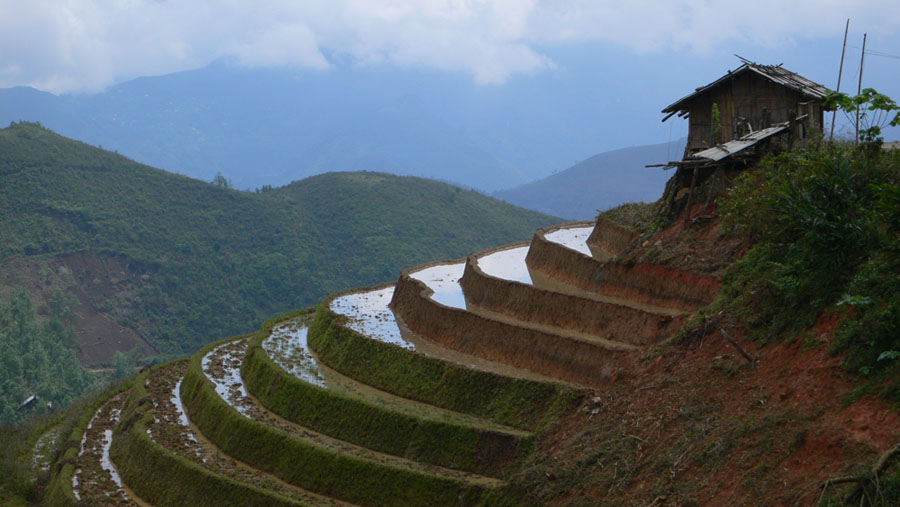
left=2, top=0, right=899, bottom=94
left=1, top=0, right=899, bottom=147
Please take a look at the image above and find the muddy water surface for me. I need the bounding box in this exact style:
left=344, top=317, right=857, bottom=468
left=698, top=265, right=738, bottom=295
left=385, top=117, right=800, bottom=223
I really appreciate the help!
left=148, top=363, right=345, bottom=506
left=264, top=319, right=528, bottom=433
left=544, top=226, right=594, bottom=256
left=329, top=285, right=561, bottom=384
left=202, top=339, right=498, bottom=484
left=476, top=246, right=532, bottom=284
left=264, top=321, right=327, bottom=387
left=72, top=393, right=137, bottom=505
left=31, top=425, right=62, bottom=474
left=202, top=343, right=253, bottom=418
left=329, top=287, right=410, bottom=348
left=409, top=263, right=467, bottom=309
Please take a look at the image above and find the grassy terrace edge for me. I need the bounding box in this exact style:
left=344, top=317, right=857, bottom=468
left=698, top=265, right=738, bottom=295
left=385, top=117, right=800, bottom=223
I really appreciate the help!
left=243, top=310, right=531, bottom=478
left=180, top=334, right=489, bottom=506
left=308, top=303, right=583, bottom=432
left=110, top=362, right=302, bottom=506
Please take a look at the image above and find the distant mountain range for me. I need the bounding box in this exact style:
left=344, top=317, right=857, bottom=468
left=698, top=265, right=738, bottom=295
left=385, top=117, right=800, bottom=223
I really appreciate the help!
left=494, top=139, right=686, bottom=220
left=0, top=61, right=654, bottom=192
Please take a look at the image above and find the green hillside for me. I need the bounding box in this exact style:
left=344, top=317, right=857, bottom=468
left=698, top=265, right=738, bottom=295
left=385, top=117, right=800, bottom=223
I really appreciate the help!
left=0, top=121, right=558, bottom=364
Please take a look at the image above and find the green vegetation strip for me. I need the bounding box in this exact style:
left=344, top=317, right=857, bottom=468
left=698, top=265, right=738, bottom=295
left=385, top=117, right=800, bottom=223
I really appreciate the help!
left=43, top=379, right=135, bottom=506
left=308, top=304, right=582, bottom=432
left=0, top=122, right=557, bottom=359
left=0, top=411, right=64, bottom=502
left=182, top=335, right=488, bottom=506
left=244, top=311, right=531, bottom=478
left=111, top=362, right=302, bottom=507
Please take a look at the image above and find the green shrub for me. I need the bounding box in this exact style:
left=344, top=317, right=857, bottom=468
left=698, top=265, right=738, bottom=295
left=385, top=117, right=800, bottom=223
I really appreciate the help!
left=720, top=141, right=898, bottom=338
left=719, top=140, right=900, bottom=392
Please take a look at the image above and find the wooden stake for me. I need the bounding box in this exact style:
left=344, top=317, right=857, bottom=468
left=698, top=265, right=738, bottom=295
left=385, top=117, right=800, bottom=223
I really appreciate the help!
left=683, top=167, right=699, bottom=226
left=856, top=33, right=867, bottom=145
left=830, top=19, right=849, bottom=141
left=719, top=329, right=755, bottom=364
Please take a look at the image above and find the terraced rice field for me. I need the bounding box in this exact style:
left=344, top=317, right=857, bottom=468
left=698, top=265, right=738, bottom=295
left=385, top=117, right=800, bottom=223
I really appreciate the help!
left=42, top=216, right=722, bottom=505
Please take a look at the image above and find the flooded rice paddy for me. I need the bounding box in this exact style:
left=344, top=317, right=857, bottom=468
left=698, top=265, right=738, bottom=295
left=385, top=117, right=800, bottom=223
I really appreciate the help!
left=409, top=263, right=467, bottom=309
left=202, top=342, right=254, bottom=418
left=544, top=226, right=594, bottom=256
left=201, top=339, right=492, bottom=483
left=146, top=363, right=343, bottom=506
left=328, top=284, right=569, bottom=384
left=475, top=246, right=532, bottom=284
left=72, top=393, right=133, bottom=504
left=264, top=321, right=327, bottom=387
left=32, top=425, right=62, bottom=474
left=329, top=287, right=410, bottom=349
left=263, top=319, right=526, bottom=433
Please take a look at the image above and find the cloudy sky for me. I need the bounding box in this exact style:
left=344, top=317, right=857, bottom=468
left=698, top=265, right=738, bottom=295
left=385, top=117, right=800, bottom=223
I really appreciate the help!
left=1, top=0, right=899, bottom=149
left=2, top=0, right=899, bottom=94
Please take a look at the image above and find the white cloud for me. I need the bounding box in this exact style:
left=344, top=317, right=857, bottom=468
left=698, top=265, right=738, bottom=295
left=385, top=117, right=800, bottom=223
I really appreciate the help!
left=1, top=0, right=898, bottom=93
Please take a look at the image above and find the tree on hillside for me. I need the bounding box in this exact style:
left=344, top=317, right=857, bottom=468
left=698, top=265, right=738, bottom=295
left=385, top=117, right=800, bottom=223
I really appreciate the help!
left=0, top=290, right=94, bottom=425
left=211, top=171, right=232, bottom=189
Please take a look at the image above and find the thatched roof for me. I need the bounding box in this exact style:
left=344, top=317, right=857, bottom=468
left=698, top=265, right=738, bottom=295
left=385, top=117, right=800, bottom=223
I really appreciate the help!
left=662, top=62, right=829, bottom=119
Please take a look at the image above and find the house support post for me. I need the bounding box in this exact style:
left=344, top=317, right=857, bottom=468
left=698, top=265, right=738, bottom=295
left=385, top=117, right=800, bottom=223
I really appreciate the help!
left=683, top=166, right=699, bottom=226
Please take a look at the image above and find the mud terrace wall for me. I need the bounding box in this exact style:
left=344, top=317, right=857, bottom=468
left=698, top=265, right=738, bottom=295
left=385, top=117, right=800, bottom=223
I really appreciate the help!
left=526, top=227, right=721, bottom=313
left=181, top=335, right=486, bottom=506
left=111, top=365, right=300, bottom=507
left=586, top=219, right=640, bottom=259
left=243, top=312, right=528, bottom=478
left=309, top=304, right=580, bottom=431
left=460, top=252, right=682, bottom=346
left=390, top=267, right=637, bottom=388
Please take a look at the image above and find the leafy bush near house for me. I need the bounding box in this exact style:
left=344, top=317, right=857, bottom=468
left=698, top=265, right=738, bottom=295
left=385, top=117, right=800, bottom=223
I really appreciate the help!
left=720, top=139, right=900, bottom=394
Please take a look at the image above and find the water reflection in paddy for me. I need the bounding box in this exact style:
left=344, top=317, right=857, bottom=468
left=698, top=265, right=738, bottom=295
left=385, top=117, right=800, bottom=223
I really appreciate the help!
left=409, top=263, right=467, bottom=309
left=329, top=287, right=411, bottom=349
left=202, top=343, right=253, bottom=418
left=544, top=226, right=594, bottom=256
left=476, top=246, right=532, bottom=284
left=264, top=322, right=327, bottom=387
left=328, top=285, right=559, bottom=383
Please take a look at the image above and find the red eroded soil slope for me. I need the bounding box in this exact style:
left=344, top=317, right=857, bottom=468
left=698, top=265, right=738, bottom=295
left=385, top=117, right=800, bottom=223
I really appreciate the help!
left=509, top=212, right=900, bottom=505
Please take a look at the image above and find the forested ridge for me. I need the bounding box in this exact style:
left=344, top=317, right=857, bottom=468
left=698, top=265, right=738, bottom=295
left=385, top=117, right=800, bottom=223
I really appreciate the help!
left=0, top=121, right=559, bottom=421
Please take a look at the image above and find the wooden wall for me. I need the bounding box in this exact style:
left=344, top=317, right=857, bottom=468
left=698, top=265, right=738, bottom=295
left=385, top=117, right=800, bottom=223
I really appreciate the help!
left=684, top=72, right=824, bottom=155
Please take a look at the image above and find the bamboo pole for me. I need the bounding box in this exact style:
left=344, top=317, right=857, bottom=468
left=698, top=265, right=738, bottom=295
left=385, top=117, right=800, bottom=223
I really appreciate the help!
left=830, top=19, right=849, bottom=141
left=856, top=33, right=867, bottom=144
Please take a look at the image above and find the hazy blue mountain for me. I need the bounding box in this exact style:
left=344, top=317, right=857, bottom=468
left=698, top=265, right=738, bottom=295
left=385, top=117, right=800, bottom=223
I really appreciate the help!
left=493, top=139, right=686, bottom=220
left=0, top=59, right=648, bottom=192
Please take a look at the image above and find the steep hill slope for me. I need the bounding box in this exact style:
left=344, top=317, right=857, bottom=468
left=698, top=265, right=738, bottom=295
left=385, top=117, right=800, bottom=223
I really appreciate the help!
left=5, top=140, right=900, bottom=505
left=0, top=122, right=558, bottom=366
left=494, top=139, right=685, bottom=220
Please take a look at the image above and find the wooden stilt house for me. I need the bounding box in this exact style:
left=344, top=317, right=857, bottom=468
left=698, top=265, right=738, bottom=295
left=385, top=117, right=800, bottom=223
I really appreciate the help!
left=654, top=59, right=830, bottom=222
left=662, top=59, right=829, bottom=161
